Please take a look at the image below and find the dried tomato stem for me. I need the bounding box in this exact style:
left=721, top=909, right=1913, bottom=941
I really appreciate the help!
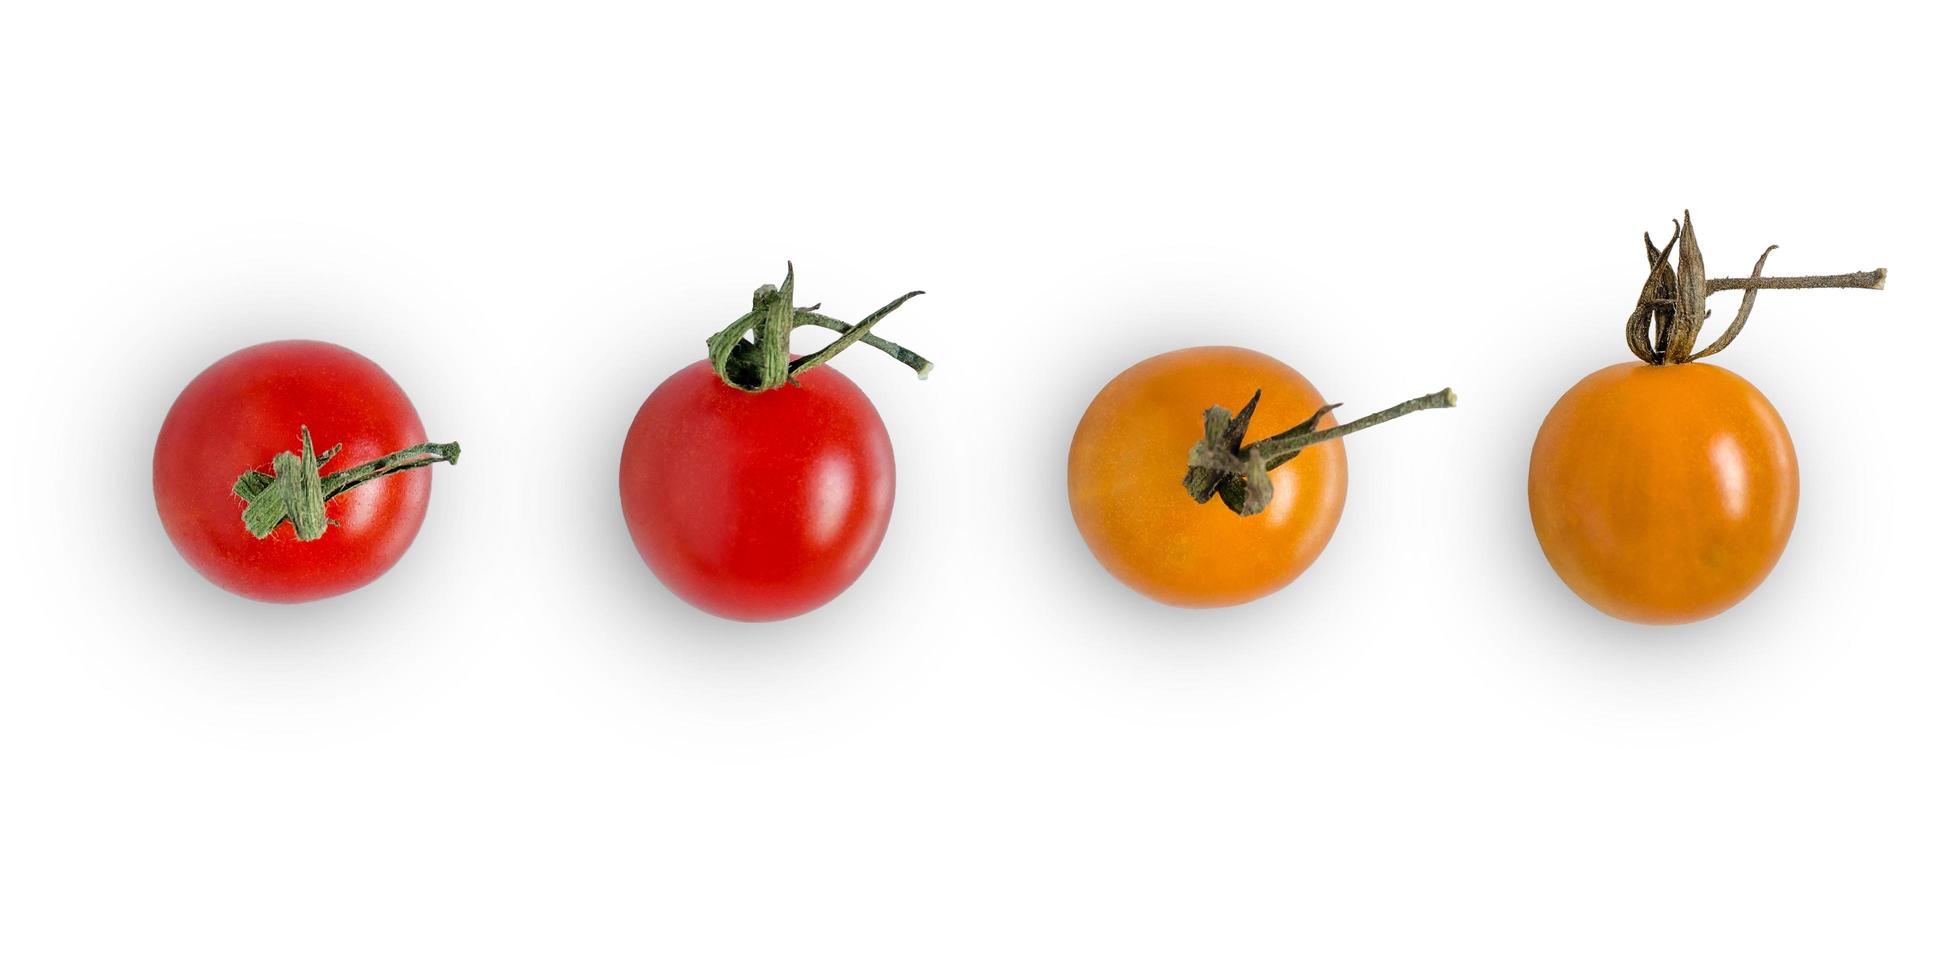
left=1707, top=269, right=1886, bottom=292
left=1252, top=388, right=1457, bottom=461
left=1184, top=387, right=1457, bottom=517
left=1626, top=212, right=1887, bottom=365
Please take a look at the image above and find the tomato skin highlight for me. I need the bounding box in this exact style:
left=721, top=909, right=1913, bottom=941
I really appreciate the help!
left=1067, top=346, right=1348, bottom=607
left=153, top=340, right=433, bottom=603
left=1528, top=361, right=1799, bottom=624
left=619, top=360, right=896, bottom=622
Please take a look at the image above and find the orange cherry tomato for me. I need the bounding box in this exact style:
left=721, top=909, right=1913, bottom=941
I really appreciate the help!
left=1068, top=346, right=1347, bottom=607
left=1528, top=361, right=1798, bottom=624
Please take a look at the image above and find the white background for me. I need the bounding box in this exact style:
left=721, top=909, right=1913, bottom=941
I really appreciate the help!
left=3, top=1, right=1955, bottom=976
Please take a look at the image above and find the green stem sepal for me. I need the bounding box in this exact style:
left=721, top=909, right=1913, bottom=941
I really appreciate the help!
left=232, top=427, right=461, bottom=540
left=1184, top=388, right=1457, bottom=517
left=705, top=263, right=931, bottom=391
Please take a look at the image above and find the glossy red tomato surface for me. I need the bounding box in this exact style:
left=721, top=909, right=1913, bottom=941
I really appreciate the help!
left=619, top=360, right=897, bottom=621
left=154, top=340, right=433, bottom=603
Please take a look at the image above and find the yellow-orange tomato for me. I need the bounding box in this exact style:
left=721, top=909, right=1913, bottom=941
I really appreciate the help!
left=1528, top=361, right=1798, bottom=624
left=1068, top=346, right=1347, bottom=607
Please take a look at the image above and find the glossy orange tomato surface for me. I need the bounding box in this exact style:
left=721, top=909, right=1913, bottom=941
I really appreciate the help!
left=1528, top=361, right=1798, bottom=624
left=1068, top=346, right=1347, bottom=607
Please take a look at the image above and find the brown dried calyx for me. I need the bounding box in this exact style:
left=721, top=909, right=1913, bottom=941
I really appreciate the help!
left=1184, top=386, right=1457, bottom=517
left=1627, top=211, right=1886, bottom=365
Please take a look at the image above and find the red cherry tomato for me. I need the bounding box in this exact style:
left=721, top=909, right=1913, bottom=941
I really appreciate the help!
left=154, top=340, right=441, bottom=602
left=619, top=360, right=896, bottom=621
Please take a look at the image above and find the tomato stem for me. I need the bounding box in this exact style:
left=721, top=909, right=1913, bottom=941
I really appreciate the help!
left=796, top=309, right=933, bottom=378
left=705, top=263, right=932, bottom=390
left=232, top=427, right=461, bottom=540
left=1185, top=388, right=1457, bottom=517
left=1625, top=211, right=1886, bottom=365
left=1708, top=269, right=1886, bottom=293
